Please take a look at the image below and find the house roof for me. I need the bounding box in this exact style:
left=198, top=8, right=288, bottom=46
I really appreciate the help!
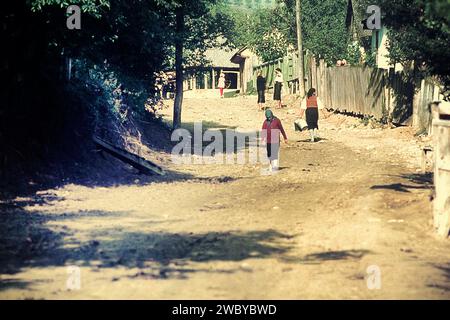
left=230, top=47, right=248, bottom=64
left=204, top=48, right=239, bottom=68
left=230, top=47, right=260, bottom=65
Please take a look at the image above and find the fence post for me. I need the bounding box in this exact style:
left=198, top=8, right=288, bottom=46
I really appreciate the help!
left=311, top=56, right=317, bottom=90
left=432, top=102, right=450, bottom=238
left=412, top=79, right=424, bottom=129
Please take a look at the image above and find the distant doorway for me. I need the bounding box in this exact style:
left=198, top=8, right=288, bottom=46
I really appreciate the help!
left=224, top=72, right=238, bottom=90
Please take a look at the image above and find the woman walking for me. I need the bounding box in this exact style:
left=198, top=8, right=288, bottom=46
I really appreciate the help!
left=261, top=109, right=288, bottom=172
left=218, top=72, right=226, bottom=98
left=256, top=71, right=266, bottom=111
left=273, top=68, right=283, bottom=109
left=299, top=88, right=328, bottom=142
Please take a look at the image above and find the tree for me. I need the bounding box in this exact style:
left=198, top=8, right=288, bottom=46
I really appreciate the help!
left=372, top=0, right=450, bottom=98
left=218, top=5, right=292, bottom=62
left=300, top=0, right=349, bottom=63
left=26, top=0, right=224, bottom=126
left=169, top=0, right=226, bottom=128
left=221, top=0, right=349, bottom=64
left=173, top=3, right=185, bottom=129
left=1, top=0, right=226, bottom=162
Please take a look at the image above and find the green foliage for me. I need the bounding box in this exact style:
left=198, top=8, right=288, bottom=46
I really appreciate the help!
left=345, top=43, right=376, bottom=68
left=218, top=6, right=290, bottom=61
left=25, top=0, right=224, bottom=110
left=224, top=0, right=277, bottom=8
left=30, top=0, right=110, bottom=17
left=218, top=6, right=255, bottom=49
left=220, top=0, right=349, bottom=63
left=1, top=0, right=227, bottom=158
left=364, top=50, right=377, bottom=68
left=372, top=0, right=450, bottom=97
left=301, top=0, right=349, bottom=63
left=346, top=41, right=362, bottom=66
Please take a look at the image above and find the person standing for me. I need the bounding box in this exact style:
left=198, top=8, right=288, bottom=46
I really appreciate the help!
left=299, top=88, right=328, bottom=142
left=256, top=71, right=266, bottom=111
left=261, top=109, right=288, bottom=172
left=218, top=72, right=226, bottom=98
left=273, top=68, right=283, bottom=109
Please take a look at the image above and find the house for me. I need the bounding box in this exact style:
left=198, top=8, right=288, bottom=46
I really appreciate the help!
left=371, top=24, right=389, bottom=69
left=345, top=0, right=402, bottom=70
left=230, top=47, right=260, bottom=94
left=183, top=48, right=240, bottom=93
left=370, top=24, right=405, bottom=71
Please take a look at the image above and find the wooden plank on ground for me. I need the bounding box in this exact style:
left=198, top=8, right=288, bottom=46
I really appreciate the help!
left=93, top=135, right=165, bottom=176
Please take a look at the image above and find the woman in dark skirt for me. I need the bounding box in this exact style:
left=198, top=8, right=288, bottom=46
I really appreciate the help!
left=273, top=68, right=283, bottom=109
left=256, top=71, right=266, bottom=110
left=299, top=88, right=328, bottom=142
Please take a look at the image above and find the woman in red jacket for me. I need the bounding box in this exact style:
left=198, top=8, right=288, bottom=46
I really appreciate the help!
left=261, top=109, right=288, bottom=172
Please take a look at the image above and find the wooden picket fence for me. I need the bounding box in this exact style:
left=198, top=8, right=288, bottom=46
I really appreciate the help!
left=252, top=53, right=445, bottom=132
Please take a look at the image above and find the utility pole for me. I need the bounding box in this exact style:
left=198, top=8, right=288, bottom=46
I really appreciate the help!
left=296, top=0, right=305, bottom=97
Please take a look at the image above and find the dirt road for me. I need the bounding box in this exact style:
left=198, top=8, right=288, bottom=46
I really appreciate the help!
left=1, top=96, right=449, bottom=299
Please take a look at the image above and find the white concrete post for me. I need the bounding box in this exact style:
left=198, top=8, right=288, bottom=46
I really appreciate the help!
left=432, top=102, right=450, bottom=238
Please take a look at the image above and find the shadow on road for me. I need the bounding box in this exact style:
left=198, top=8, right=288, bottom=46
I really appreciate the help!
left=428, top=263, right=450, bottom=292
left=0, top=119, right=248, bottom=204
left=302, top=250, right=371, bottom=262
left=0, top=197, right=295, bottom=288
left=371, top=183, right=430, bottom=193
left=279, top=250, right=372, bottom=265
left=370, top=172, right=434, bottom=193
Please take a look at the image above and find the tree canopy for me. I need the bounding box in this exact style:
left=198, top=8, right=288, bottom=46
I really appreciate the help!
left=27, top=0, right=225, bottom=84
left=371, top=0, right=450, bottom=96
left=221, top=0, right=349, bottom=63
left=1, top=0, right=227, bottom=160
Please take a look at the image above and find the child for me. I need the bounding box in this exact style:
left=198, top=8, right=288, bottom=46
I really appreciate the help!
left=218, top=72, right=226, bottom=98
left=261, top=109, right=288, bottom=172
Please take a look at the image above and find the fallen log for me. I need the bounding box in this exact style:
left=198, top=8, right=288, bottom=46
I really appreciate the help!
left=93, top=135, right=165, bottom=176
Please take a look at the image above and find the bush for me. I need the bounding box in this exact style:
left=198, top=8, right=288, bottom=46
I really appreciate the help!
left=346, top=42, right=362, bottom=66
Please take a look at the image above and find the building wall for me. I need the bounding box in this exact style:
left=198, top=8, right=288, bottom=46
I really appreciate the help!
left=371, top=26, right=388, bottom=69
left=243, top=49, right=256, bottom=93
left=183, top=67, right=239, bottom=91
left=234, top=48, right=260, bottom=94
left=371, top=26, right=403, bottom=71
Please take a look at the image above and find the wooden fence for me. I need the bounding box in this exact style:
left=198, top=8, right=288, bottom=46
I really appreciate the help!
left=414, top=79, right=445, bottom=133
left=252, top=53, right=445, bottom=132
left=252, top=52, right=302, bottom=92
left=318, top=65, right=388, bottom=119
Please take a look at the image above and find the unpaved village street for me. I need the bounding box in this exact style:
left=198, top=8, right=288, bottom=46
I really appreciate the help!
left=1, top=96, right=449, bottom=299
